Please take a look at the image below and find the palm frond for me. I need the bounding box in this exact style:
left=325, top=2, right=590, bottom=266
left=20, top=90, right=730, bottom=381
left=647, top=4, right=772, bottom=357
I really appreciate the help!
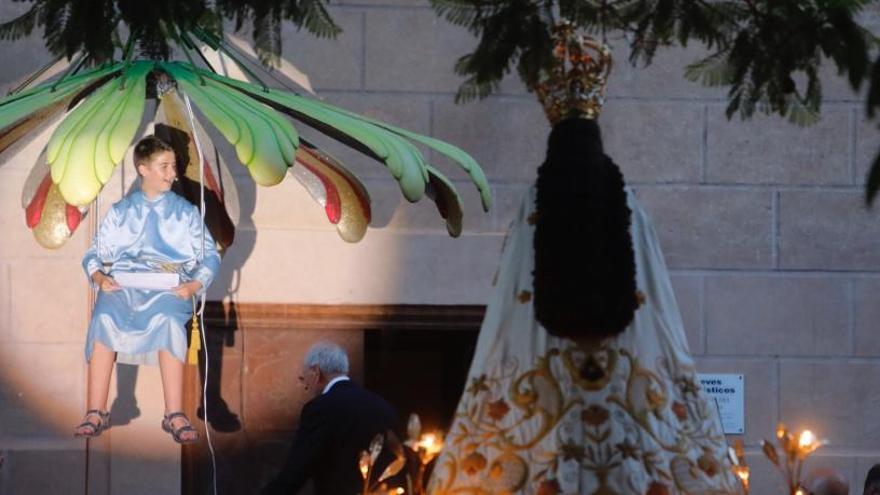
left=684, top=50, right=734, bottom=87
left=290, top=0, right=341, bottom=39
left=251, top=8, right=282, bottom=67
left=0, top=3, right=43, bottom=41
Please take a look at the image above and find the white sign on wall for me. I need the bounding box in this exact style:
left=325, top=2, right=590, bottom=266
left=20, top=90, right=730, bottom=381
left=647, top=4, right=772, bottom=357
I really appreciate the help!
left=697, top=373, right=745, bottom=435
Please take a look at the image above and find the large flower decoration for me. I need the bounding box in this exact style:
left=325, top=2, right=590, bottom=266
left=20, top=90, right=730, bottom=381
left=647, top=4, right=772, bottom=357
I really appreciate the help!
left=3, top=29, right=491, bottom=248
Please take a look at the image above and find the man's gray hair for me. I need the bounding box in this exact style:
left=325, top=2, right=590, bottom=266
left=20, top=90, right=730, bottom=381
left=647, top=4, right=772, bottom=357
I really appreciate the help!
left=304, top=341, right=349, bottom=375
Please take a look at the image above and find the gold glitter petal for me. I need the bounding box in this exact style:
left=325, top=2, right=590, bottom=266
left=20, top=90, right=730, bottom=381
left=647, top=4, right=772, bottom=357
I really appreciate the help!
left=33, top=183, right=73, bottom=249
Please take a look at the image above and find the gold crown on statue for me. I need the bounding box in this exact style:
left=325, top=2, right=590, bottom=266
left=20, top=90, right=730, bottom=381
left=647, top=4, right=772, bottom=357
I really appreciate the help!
left=534, top=22, right=613, bottom=124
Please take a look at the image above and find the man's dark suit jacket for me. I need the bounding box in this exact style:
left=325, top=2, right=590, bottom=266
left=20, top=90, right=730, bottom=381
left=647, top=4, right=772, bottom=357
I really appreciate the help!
left=262, top=379, right=397, bottom=495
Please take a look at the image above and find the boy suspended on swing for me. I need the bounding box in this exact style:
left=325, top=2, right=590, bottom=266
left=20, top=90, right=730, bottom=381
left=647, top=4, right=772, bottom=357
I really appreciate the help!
left=74, top=135, right=221, bottom=444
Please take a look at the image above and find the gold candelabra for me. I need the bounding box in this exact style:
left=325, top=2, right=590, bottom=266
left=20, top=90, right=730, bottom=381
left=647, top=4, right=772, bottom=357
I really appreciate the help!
left=403, top=413, right=444, bottom=495
left=763, top=423, right=826, bottom=495
left=358, top=432, right=406, bottom=495
left=730, top=423, right=826, bottom=495
left=730, top=438, right=750, bottom=493
left=357, top=413, right=444, bottom=495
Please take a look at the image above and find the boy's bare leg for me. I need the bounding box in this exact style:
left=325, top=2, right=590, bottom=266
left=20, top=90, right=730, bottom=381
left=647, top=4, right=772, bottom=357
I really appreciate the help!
left=158, top=350, right=197, bottom=441
left=75, top=341, right=115, bottom=435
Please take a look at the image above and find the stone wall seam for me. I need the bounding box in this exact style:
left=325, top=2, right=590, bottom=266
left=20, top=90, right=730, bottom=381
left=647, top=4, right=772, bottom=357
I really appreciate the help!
left=360, top=12, right=367, bottom=90
left=849, top=106, right=858, bottom=184
left=772, top=357, right=780, bottom=431
left=846, top=278, right=856, bottom=356
left=700, top=275, right=708, bottom=356
left=776, top=355, right=880, bottom=364
left=428, top=98, right=435, bottom=137
left=696, top=354, right=880, bottom=363
left=672, top=268, right=880, bottom=277
left=633, top=182, right=863, bottom=191
left=775, top=358, right=782, bottom=425
left=334, top=3, right=433, bottom=12
left=772, top=190, right=780, bottom=269
left=701, top=104, right=709, bottom=183
left=611, top=95, right=728, bottom=103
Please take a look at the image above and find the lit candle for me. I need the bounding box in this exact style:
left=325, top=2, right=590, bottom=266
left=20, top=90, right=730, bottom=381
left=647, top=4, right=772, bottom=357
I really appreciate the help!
left=798, top=430, right=815, bottom=449
left=359, top=451, right=371, bottom=480
left=418, top=433, right=443, bottom=459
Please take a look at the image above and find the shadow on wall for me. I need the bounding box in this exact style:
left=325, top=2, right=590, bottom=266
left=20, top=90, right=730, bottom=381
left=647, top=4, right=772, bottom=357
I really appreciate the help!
left=195, top=120, right=259, bottom=435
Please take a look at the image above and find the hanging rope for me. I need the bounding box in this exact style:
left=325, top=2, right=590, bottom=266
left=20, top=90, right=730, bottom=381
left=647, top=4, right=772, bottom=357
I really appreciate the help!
left=83, top=193, right=100, bottom=495
left=183, top=89, right=219, bottom=495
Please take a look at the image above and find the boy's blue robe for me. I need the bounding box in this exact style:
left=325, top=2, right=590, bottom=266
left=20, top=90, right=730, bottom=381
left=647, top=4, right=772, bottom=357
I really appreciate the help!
left=82, top=188, right=221, bottom=365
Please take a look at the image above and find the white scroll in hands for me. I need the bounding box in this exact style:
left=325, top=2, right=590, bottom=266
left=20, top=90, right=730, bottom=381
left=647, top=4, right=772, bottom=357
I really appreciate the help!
left=113, top=272, right=180, bottom=291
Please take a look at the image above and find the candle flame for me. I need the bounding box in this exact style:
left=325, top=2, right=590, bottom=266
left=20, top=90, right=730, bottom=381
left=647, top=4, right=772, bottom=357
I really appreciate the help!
left=359, top=450, right=371, bottom=480
left=414, top=432, right=444, bottom=465
left=419, top=433, right=442, bottom=454
left=420, top=434, right=436, bottom=448
left=798, top=430, right=815, bottom=449
left=733, top=465, right=750, bottom=490
left=776, top=423, right=786, bottom=439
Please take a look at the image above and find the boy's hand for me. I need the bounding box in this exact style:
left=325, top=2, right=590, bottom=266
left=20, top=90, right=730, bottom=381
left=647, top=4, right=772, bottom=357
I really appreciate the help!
left=92, top=272, right=120, bottom=292
left=172, top=280, right=202, bottom=299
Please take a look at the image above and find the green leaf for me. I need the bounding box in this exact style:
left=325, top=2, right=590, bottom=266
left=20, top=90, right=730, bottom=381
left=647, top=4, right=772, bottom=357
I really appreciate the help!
left=0, top=3, right=42, bottom=41
left=786, top=96, right=821, bottom=127
left=684, top=50, right=734, bottom=87
left=186, top=65, right=431, bottom=201
left=292, top=0, right=341, bottom=39
left=251, top=8, right=282, bottom=67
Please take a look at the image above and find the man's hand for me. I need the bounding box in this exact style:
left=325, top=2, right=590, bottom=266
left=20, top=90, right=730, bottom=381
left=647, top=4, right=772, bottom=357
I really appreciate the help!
left=92, top=272, right=120, bottom=292
left=172, top=280, right=202, bottom=299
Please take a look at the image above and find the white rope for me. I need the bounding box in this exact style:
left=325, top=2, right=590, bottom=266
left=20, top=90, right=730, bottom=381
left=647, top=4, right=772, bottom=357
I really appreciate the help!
left=95, top=188, right=102, bottom=271
left=183, top=90, right=218, bottom=495
left=84, top=181, right=102, bottom=495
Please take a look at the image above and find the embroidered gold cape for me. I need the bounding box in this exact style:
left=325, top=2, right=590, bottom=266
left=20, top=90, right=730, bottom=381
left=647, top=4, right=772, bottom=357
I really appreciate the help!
left=427, top=188, right=742, bottom=495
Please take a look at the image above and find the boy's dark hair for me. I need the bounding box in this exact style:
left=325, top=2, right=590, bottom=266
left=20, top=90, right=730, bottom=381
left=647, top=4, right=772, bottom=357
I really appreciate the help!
left=134, top=135, right=174, bottom=166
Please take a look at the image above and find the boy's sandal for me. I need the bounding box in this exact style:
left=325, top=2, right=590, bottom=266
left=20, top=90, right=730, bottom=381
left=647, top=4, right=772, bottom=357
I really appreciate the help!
left=161, top=411, right=199, bottom=444
left=74, top=410, right=111, bottom=438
